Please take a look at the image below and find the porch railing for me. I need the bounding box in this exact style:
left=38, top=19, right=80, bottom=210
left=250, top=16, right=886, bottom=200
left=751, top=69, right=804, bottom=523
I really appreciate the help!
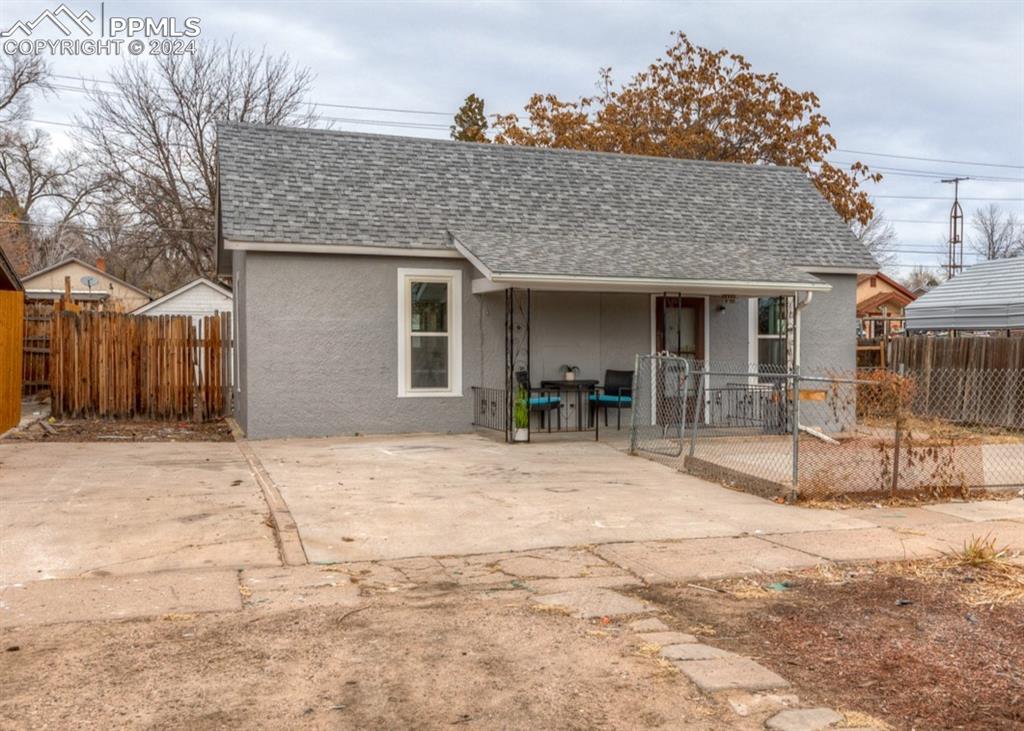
left=471, top=385, right=603, bottom=440
left=472, top=386, right=507, bottom=434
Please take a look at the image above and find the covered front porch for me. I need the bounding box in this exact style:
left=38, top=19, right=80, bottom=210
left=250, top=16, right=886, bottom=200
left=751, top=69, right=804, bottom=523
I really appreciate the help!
left=468, top=275, right=826, bottom=443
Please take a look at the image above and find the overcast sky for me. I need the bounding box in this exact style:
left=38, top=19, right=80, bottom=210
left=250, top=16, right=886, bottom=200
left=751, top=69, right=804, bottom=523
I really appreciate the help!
left=4, top=0, right=1023, bottom=277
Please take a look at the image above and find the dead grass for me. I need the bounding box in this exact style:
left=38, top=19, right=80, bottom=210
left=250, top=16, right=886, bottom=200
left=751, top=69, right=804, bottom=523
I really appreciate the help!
left=873, top=537, right=1024, bottom=607
left=634, top=563, right=1024, bottom=730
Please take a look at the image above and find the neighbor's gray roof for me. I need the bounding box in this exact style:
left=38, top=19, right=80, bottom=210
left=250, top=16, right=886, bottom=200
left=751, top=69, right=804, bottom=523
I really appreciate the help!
left=217, top=123, right=876, bottom=284
left=905, top=258, right=1024, bottom=331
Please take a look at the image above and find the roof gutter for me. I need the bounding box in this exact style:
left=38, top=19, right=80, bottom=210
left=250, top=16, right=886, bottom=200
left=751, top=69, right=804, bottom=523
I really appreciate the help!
left=476, top=272, right=831, bottom=296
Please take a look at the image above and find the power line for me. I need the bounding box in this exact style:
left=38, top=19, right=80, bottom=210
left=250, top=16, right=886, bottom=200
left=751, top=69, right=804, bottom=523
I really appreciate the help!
left=3, top=219, right=211, bottom=235
left=828, top=160, right=1023, bottom=183
left=51, top=74, right=454, bottom=117
left=836, top=148, right=1024, bottom=170
left=872, top=194, right=1024, bottom=201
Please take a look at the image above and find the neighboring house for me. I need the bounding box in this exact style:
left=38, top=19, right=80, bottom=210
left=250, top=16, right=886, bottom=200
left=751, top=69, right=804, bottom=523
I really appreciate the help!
left=0, top=244, right=21, bottom=291
left=132, top=277, right=233, bottom=323
left=856, top=272, right=917, bottom=337
left=21, top=257, right=151, bottom=311
left=215, top=123, right=876, bottom=439
left=905, top=258, right=1024, bottom=332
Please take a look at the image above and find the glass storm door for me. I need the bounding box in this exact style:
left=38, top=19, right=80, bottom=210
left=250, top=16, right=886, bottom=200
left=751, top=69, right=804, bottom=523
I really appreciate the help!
left=654, top=296, right=705, bottom=426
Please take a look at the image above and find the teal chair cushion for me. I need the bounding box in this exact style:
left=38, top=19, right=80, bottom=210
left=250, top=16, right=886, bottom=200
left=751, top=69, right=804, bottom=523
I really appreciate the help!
left=529, top=396, right=561, bottom=407
left=589, top=394, right=632, bottom=405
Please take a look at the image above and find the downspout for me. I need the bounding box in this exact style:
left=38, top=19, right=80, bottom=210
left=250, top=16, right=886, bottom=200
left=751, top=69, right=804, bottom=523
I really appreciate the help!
left=793, top=290, right=813, bottom=368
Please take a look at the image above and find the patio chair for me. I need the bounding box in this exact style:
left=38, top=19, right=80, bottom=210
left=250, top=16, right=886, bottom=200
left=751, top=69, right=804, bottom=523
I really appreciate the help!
left=515, top=371, right=562, bottom=430
left=590, top=369, right=634, bottom=430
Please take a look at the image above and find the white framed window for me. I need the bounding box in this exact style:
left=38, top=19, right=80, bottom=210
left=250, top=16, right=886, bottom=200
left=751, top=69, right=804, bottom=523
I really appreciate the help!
left=397, top=267, right=462, bottom=398
left=749, top=296, right=792, bottom=380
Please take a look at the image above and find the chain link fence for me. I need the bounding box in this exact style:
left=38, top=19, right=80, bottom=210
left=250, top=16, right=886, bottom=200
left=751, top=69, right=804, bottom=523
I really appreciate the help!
left=630, top=354, right=1024, bottom=502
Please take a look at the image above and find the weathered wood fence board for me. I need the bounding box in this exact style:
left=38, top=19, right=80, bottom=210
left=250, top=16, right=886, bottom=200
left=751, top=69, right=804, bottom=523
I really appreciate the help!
left=50, top=310, right=232, bottom=421
left=0, top=291, right=25, bottom=432
left=22, top=301, right=53, bottom=395
left=889, top=335, right=1024, bottom=372
left=887, top=335, right=1024, bottom=429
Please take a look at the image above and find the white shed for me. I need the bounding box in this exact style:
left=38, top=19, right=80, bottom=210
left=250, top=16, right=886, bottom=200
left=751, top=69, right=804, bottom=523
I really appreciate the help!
left=132, top=278, right=232, bottom=323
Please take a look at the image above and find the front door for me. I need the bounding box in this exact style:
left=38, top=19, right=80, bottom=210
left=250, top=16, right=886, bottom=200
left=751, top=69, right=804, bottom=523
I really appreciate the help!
left=653, top=296, right=704, bottom=426
left=655, top=296, right=704, bottom=360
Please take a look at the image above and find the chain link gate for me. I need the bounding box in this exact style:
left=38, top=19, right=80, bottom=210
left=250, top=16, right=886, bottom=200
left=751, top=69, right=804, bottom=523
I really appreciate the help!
left=629, top=353, right=692, bottom=456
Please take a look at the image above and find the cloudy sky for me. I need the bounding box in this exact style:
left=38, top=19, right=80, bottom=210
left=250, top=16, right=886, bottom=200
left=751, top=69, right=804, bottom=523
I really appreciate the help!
left=4, top=0, right=1023, bottom=276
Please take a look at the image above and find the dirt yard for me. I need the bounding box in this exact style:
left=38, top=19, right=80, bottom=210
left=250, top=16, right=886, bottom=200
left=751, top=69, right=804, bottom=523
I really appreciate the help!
left=3, top=417, right=234, bottom=442
left=634, top=562, right=1024, bottom=731
left=0, top=584, right=731, bottom=731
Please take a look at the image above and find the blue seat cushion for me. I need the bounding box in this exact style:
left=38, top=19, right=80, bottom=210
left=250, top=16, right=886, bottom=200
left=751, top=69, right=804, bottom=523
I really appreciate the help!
left=589, top=394, right=633, bottom=405
left=528, top=396, right=561, bottom=407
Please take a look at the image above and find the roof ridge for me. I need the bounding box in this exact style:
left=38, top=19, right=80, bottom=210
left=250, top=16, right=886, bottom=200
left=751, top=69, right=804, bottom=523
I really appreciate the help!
left=216, top=120, right=807, bottom=175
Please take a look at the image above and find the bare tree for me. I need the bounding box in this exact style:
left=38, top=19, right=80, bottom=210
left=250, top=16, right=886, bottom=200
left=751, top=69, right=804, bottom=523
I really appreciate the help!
left=0, top=54, right=50, bottom=127
left=0, top=127, right=101, bottom=270
left=969, top=203, right=1023, bottom=260
left=903, top=265, right=942, bottom=293
left=851, top=210, right=898, bottom=268
left=78, top=42, right=318, bottom=287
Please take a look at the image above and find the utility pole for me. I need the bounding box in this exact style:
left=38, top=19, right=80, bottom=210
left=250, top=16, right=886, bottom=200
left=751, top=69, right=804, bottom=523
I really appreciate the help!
left=941, top=177, right=968, bottom=278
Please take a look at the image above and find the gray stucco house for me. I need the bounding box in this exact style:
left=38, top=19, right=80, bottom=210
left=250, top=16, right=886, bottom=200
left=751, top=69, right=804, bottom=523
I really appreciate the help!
left=215, top=123, right=876, bottom=440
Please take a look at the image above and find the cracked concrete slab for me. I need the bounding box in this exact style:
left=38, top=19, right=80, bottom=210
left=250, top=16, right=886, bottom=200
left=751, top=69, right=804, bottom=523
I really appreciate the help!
left=530, top=588, right=652, bottom=618
left=239, top=566, right=361, bottom=611
left=762, top=527, right=945, bottom=562
left=0, top=569, right=241, bottom=627
left=593, top=536, right=823, bottom=583
left=0, top=443, right=280, bottom=585
left=914, top=520, right=1024, bottom=551
left=921, top=500, right=1024, bottom=523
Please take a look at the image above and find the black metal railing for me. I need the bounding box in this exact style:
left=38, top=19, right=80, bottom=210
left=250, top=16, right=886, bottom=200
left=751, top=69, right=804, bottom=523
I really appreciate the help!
left=704, top=383, right=788, bottom=433
left=472, top=387, right=508, bottom=433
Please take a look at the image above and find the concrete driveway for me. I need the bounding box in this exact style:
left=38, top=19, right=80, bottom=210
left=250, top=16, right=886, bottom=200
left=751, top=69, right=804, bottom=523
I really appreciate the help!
left=0, top=442, right=280, bottom=585
left=249, top=433, right=876, bottom=563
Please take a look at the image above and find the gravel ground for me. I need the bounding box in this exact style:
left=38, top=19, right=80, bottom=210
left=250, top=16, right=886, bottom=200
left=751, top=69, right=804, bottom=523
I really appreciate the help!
left=4, top=417, right=234, bottom=442
left=0, top=585, right=734, bottom=731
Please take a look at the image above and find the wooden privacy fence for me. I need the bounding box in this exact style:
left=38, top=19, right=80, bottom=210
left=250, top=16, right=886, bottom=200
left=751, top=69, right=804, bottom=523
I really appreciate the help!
left=0, top=291, right=24, bottom=432
left=889, top=334, right=1024, bottom=372
left=50, top=310, right=232, bottom=420
left=22, top=301, right=53, bottom=395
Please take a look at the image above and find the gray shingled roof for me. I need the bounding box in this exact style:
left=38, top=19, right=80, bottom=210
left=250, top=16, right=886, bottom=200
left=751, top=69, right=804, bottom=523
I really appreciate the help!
left=217, top=123, right=875, bottom=284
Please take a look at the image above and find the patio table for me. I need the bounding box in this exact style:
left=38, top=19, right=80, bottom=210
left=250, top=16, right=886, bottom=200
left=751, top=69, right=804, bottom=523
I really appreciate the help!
left=539, top=379, right=599, bottom=431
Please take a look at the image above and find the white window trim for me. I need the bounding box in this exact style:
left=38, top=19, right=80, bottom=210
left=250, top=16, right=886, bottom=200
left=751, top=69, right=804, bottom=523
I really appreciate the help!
left=750, top=296, right=793, bottom=376
left=397, top=267, right=463, bottom=398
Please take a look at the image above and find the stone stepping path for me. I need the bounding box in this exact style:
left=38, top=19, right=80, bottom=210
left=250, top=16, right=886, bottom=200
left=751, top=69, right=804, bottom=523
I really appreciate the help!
left=526, top=584, right=877, bottom=730
left=765, top=707, right=843, bottom=731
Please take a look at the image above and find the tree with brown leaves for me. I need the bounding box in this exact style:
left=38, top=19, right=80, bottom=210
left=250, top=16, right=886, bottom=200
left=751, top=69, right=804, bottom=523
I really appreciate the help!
left=494, top=32, right=880, bottom=225
left=451, top=94, right=489, bottom=142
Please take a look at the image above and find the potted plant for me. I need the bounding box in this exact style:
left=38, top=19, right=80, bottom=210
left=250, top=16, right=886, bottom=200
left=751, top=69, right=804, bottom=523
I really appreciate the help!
left=513, top=386, right=530, bottom=442
left=559, top=364, right=580, bottom=382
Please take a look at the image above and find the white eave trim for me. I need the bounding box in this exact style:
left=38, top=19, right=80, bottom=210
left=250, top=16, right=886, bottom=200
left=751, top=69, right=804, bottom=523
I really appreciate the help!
left=797, top=265, right=878, bottom=275
left=473, top=272, right=831, bottom=295
left=223, top=239, right=464, bottom=259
